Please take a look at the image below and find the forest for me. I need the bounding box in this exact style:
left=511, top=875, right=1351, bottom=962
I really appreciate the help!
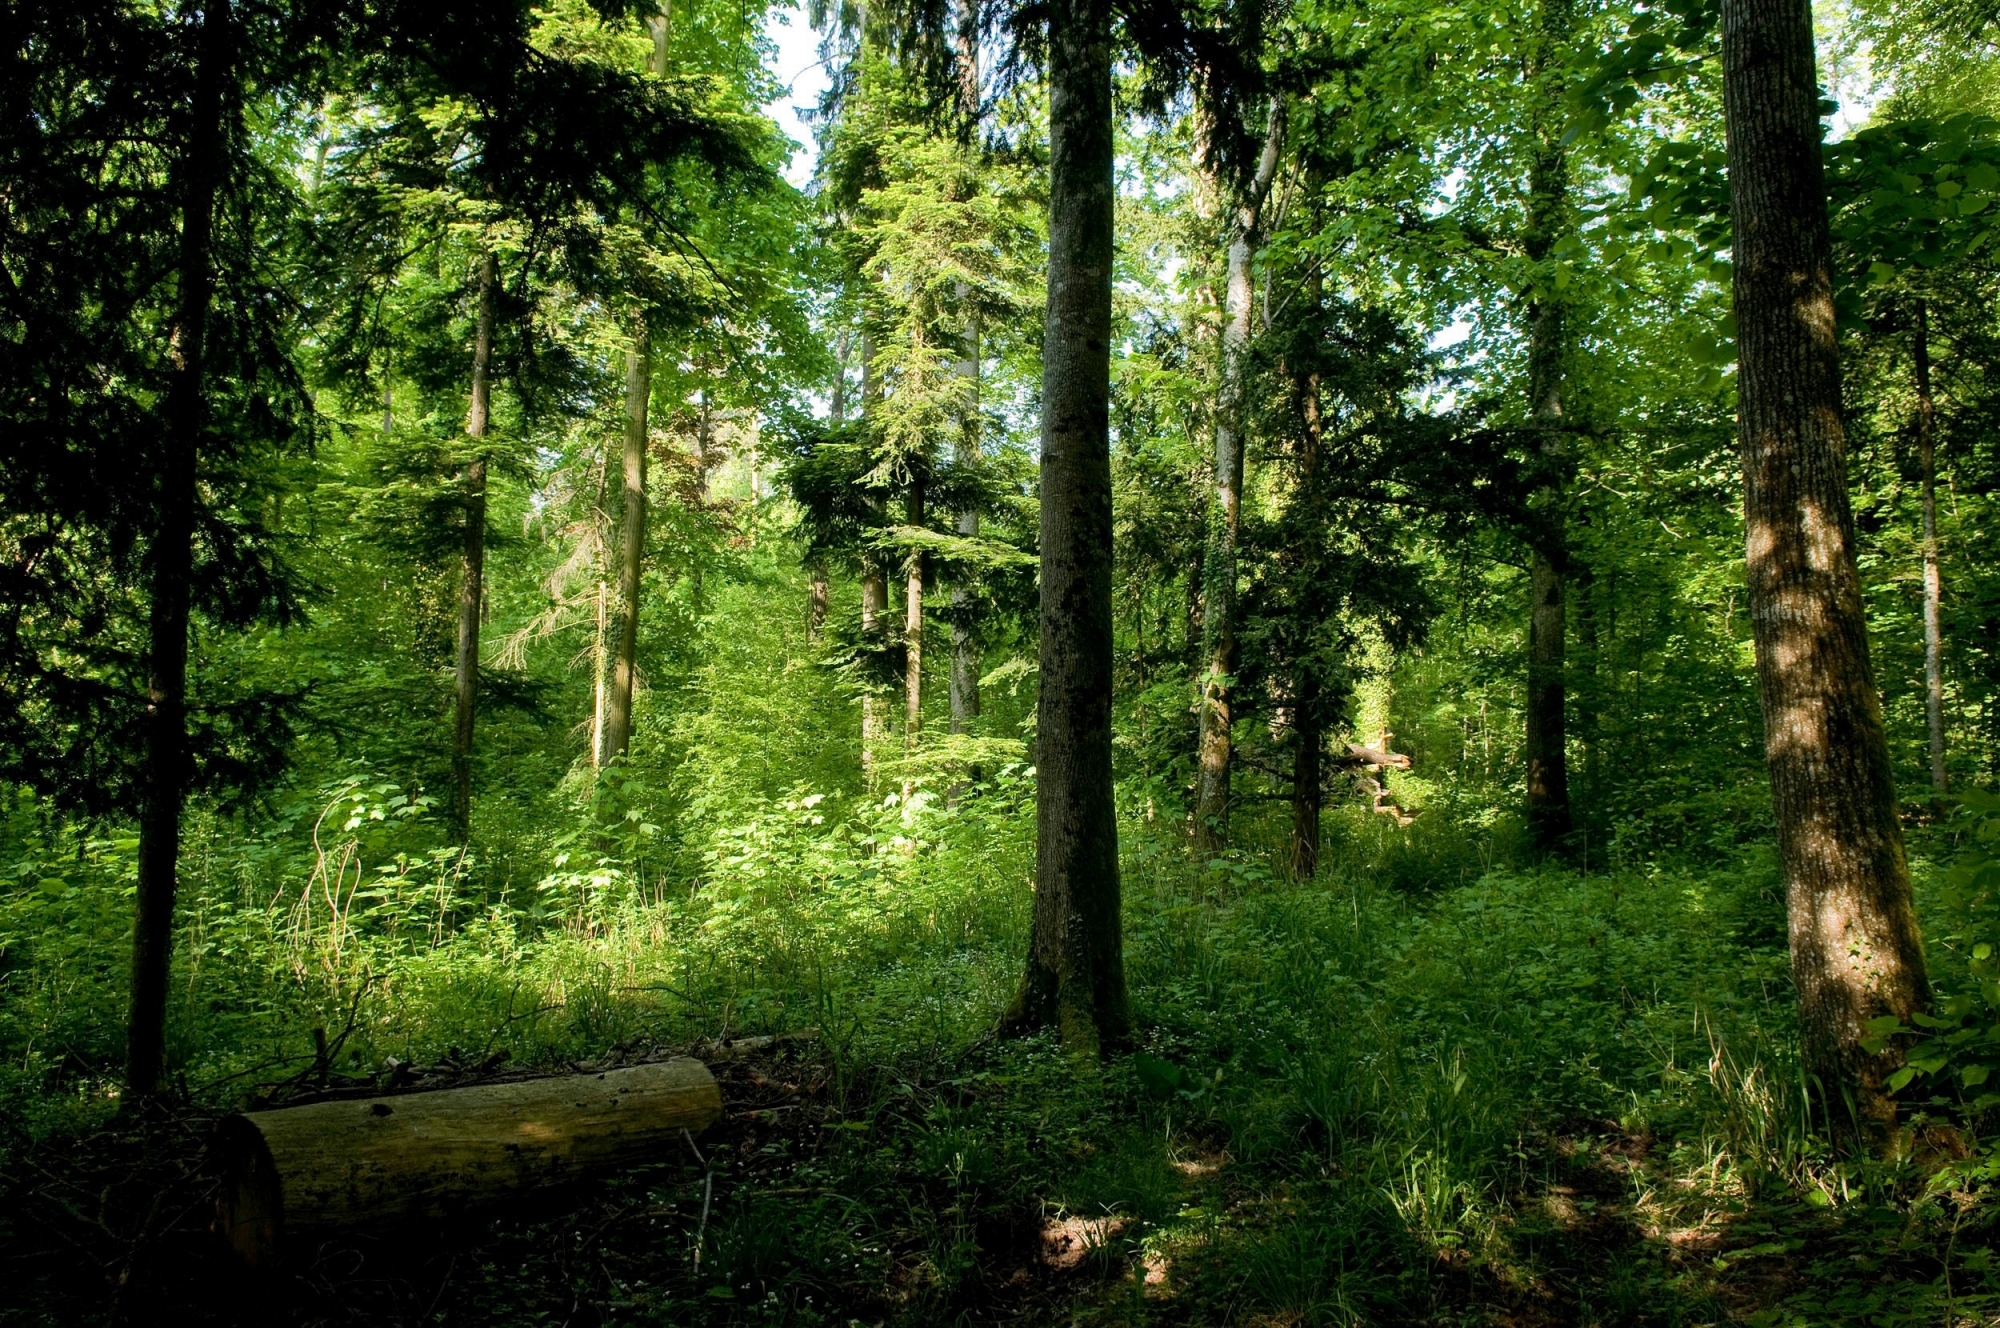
left=4, top=0, right=2000, bottom=1322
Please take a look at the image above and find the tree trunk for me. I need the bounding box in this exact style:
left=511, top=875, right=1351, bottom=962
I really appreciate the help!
left=127, top=0, right=231, bottom=1099
left=1721, top=0, right=1929, bottom=1138
left=905, top=475, right=925, bottom=748
left=605, top=330, right=649, bottom=762
left=859, top=332, right=886, bottom=788
left=1289, top=361, right=1325, bottom=882
left=950, top=308, right=982, bottom=735
left=809, top=564, right=829, bottom=642
left=217, top=1059, right=720, bottom=1266
left=814, top=327, right=849, bottom=645
left=998, top=0, right=1128, bottom=1054
left=1523, top=0, right=1573, bottom=853
left=1914, top=300, right=1945, bottom=794
left=450, top=249, right=498, bottom=841
left=1193, top=102, right=1285, bottom=854
left=589, top=440, right=611, bottom=768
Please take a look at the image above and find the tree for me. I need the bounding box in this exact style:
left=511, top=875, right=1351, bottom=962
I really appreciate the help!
left=1521, top=0, right=1575, bottom=852
left=128, top=0, right=236, bottom=1099
left=998, top=0, right=1129, bottom=1051
left=1193, top=98, right=1286, bottom=854
left=450, top=248, right=497, bottom=837
left=1720, top=0, right=1929, bottom=1134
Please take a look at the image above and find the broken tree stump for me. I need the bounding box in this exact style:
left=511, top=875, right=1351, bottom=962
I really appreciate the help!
left=216, top=1057, right=721, bottom=1265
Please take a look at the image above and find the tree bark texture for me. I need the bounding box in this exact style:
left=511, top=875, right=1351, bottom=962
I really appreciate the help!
left=606, top=333, right=649, bottom=761
left=1914, top=301, right=1945, bottom=794
left=217, top=1059, right=720, bottom=1266
left=127, top=0, right=231, bottom=1099
left=1522, top=0, right=1573, bottom=853
left=1721, top=0, right=1929, bottom=1135
left=450, top=249, right=497, bottom=840
left=1194, top=102, right=1285, bottom=854
left=1000, top=0, right=1129, bottom=1054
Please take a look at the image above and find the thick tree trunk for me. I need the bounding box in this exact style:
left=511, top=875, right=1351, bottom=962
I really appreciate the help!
left=1722, top=0, right=1929, bottom=1137
left=217, top=1059, right=720, bottom=1266
left=1193, top=102, right=1285, bottom=854
left=127, top=0, right=231, bottom=1099
left=999, top=0, right=1128, bottom=1054
left=605, top=331, right=649, bottom=761
left=1914, top=301, right=1945, bottom=794
left=1523, top=0, right=1573, bottom=853
left=450, top=250, right=497, bottom=840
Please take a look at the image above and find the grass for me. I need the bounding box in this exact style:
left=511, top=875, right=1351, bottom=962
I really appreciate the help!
left=2, top=788, right=1997, bottom=1325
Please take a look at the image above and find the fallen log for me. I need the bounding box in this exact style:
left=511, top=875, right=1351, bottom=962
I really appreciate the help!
left=216, top=1056, right=721, bottom=1266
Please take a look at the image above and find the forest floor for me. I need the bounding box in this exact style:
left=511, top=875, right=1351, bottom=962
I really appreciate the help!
left=4, top=815, right=1997, bottom=1326
left=2, top=1029, right=1990, bottom=1327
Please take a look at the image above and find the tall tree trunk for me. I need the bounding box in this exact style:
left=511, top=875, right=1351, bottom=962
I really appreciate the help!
left=450, top=250, right=497, bottom=840
left=950, top=7, right=982, bottom=736
left=1289, top=358, right=1325, bottom=882
left=127, top=0, right=231, bottom=1099
left=950, top=310, right=982, bottom=734
left=905, top=475, right=925, bottom=750
left=1193, top=101, right=1285, bottom=854
left=999, top=0, right=1128, bottom=1054
left=813, top=328, right=850, bottom=645
left=1523, top=0, right=1574, bottom=853
left=1914, top=300, right=1946, bottom=794
left=1722, top=0, right=1929, bottom=1137
left=590, top=445, right=611, bottom=768
left=605, top=330, right=649, bottom=761
left=1575, top=557, right=1599, bottom=819
left=602, top=8, right=667, bottom=753
left=859, top=333, right=886, bottom=788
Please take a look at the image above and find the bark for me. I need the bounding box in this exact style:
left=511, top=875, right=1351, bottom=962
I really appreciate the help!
left=127, top=0, right=231, bottom=1099
left=605, top=330, right=649, bottom=761
left=1290, top=668, right=1322, bottom=881
left=589, top=441, right=611, bottom=768
left=1914, top=300, right=1945, bottom=794
left=1575, top=558, right=1599, bottom=811
left=1523, top=0, right=1573, bottom=852
left=859, top=333, right=886, bottom=787
left=217, top=1059, right=720, bottom=1266
left=1289, top=361, right=1325, bottom=882
left=1193, top=101, right=1285, bottom=854
left=450, top=250, right=497, bottom=840
left=998, top=0, right=1129, bottom=1054
left=1722, top=0, right=1929, bottom=1137
left=950, top=307, right=982, bottom=734
left=809, top=565, right=829, bottom=642
left=904, top=475, right=925, bottom=747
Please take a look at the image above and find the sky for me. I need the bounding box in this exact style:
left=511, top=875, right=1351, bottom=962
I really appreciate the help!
left=762, top=3, right=833, bottom=189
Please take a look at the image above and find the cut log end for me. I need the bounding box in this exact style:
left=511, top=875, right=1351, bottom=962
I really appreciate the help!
left=216, top=1056, right=721, bottom=1267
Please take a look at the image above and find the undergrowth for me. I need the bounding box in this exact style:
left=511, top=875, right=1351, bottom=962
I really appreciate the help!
left=5, top=779, right=1998, bottom=1325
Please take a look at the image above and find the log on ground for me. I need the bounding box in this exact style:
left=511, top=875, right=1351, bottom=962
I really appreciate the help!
left=216, top=1056, right=721, bottom=1265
